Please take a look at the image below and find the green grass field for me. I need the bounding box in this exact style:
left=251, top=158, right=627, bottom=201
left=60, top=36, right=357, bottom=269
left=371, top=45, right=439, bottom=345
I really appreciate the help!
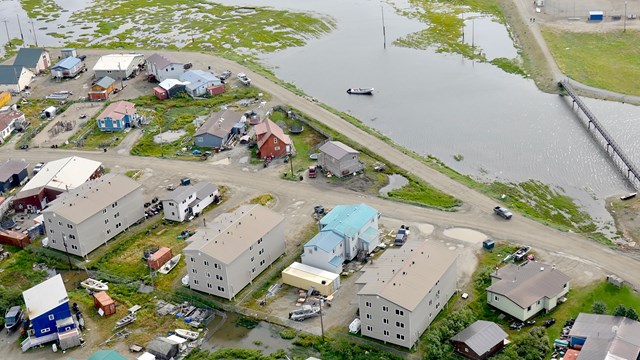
left=542, top=27, right=640, bottom=96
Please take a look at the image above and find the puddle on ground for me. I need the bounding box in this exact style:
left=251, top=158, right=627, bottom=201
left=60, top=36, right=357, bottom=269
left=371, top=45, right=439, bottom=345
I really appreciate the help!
left=443, top=228, right=487, bottom=244
left=379, top=174, right=409, bottom=195
left=203, top=313, right=293, bottom=354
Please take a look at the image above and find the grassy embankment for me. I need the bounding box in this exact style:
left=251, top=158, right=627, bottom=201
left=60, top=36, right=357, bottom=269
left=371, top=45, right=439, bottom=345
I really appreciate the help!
left=65, top=1, right=334, bottom=53
left=19, top=0, right=61, bottom=22
left=542, top=28, right=640, bottom=97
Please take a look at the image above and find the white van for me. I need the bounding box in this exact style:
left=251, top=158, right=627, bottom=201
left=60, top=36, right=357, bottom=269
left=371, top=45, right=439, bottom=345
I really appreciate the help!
left=349, top=318, right=361, bottom=334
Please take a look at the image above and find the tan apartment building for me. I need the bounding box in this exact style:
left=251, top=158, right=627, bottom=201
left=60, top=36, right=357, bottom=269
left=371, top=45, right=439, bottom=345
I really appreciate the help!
left=183, top=204, right=285, bottom=300
left=356, top=241, right=457, bottom=349
left=42, top=174, right=144, bottom=257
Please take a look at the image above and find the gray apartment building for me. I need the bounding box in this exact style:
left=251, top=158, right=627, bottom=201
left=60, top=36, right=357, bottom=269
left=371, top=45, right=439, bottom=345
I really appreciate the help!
left=183, top=204, right=285, bottom=300
left=42, top=174, right=144, bottom=257
left=356, top=241, right=457, bottom=349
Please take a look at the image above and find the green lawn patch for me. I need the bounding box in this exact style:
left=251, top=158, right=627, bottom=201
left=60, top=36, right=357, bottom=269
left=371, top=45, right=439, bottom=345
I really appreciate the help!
left=249, top=193, right=274, bottom=207
left=387, top=179, right=462, bottom=210
left=20, top=0, right=61, bottom=21
left=542, top=28, right=640, bottom=96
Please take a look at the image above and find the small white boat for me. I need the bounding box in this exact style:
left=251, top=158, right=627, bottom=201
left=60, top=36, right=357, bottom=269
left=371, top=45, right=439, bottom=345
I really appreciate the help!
left=80, top=278, right=109, bottom=292
left=158, top=254, right=181, bottom=275
left=347, top=88, right=374, bottom=95
left=181, top=275, right=189, bottom=287
left=114, top=313, right=136, bottom=329
left=621, top=192, right=637, bottom=200
left=175, top=328, right=199, bottom=340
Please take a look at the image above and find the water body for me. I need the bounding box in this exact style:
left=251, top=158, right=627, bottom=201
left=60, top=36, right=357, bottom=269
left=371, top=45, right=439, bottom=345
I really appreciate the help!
left=3, top=0, right=639, bottom=224
left=203, top=313, right=293, bottom=354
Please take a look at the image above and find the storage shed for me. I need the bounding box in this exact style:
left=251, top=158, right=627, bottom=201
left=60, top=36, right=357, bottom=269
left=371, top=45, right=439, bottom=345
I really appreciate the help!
left=148, top=247, right=172, bottom=270
left=154, top=87, right=168, bottom=100
left=147, top=337, right=179, bottom=360
left=207, top=84, right=226, bottom=96
left=589, top=11, right=604, bottom=20
left=0, top=229, right=29, bottom=248
left=61, top=48, right=78, bottom=59
left=93, top=291, right=116, bottom=316
left=282, top=262, right=340, bottom=296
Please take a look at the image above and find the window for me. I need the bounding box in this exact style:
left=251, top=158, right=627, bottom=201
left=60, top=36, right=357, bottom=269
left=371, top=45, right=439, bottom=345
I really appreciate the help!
left=537, top=300, right=541, bottom=305
left=58, top=221, right=62, bottom=226
left=112, top=202, right=118, bottom=208
left=67, top=224, right=73, bottom=229
left=206, top=272, right=211, bottom=278
left=194, top=279, right=199, bottom=285
left=429, top=299, right=432, bottom=306
left=383, top=330, right=389, bottom=336
left=104, top=219, right=109, bottom=224
left=69, top=235, right=76, bottom=239
left=494, top=295, right=499, bottom=302
left=259, top=249, right=264, bottom=255
left=48, top=218, right=51, bottom=223
left=190, top=257, right=195, bottom=262
left=258, top=238, right=262, bottom=244
left=396, top=309, right=404, bottom=316
left=216, top=274, right=223, bottom=281
left=251, top=256, right=254, bottom=262
left=192, top=269, right=197, bottom=274
left=396, top=334, right=405, bottom=340
left=41, top=328, right=50, bottom=334
left=366, top=325, right=372, bottom=331
left=396, top=321, right=404, bottom=328
left=274, top=146, right=280, bottom=151
left=365, top=301, right=372, bottom=308
left=527, top=306, right=532, bottom=311
left=114, top=212, right=120, bottom=218
left=217, top=286, right=225, bottom=292
left=274, top=137, right=278, bottom=144
left=250, top=246, right=253, bottom=251
left=204, top=260, right=209, bottom=266
left=563, top=283, right=568, bottom=288
left=383, top=318, right=389, bottom=324
left=260, top=259, right=265, bottom=266
left=382, top=306, right=388, bottom=312
left=207, top=283, right=212, bottom=288
left=214, top=263, right=220, bottom=269
left=103, top=209, right=107, bottom=214
left=48, top=314, right=55, bottom=320
left=366, top=313, right=372, bottom=319
left=106, top=229, right=111, bottom=235
left=71, top=245, right=78, bottom=250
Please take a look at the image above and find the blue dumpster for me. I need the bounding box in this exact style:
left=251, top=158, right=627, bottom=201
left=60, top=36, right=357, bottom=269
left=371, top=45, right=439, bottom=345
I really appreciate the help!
left=483, top=239, right=495, bottom=250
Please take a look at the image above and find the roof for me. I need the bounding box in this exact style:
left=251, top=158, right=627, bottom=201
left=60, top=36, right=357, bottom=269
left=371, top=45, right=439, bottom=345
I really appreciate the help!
left=329, top=255, right=343, bottom=267
left=51, top=57, right=81, bottom=70
left=93, top=291, right=114, bottom=305
left=569, top=313, right=640, bottom=360
left=93, top=54, right=144, bottom=71
left=184, top=204, right=284, bottom=264
left=359, top=226, right=378, bottom=244
left=450, top=320, right=508, bottom=356
left=283, top=262, right=340, bottom=282
left=0, top=65, right=27, bottom=85
left=98, top=101, right=136, bottom=121
left=88, top=350, right=128, bottom=360
left=158, top=78, right=188, bottom=90
left=0, top=159, right=27, bottom=182
left=195, top=110, right=242, bottom=138
left=193, top=182, right=218, bottom=201
left=94, top=76, right=116, bottom=89
left=161, top=185, right=196, bottom=203
left=319, top=141, right=359, bottom=161
left=305, top=231, right=344, bottom=253
left=147, top=53, right=181, bottom=70
left=486, top=262, right=570, bottom=308
left=22, top=274, right=69, bottom=320
left=0, top=110, right=24, bottom=131
left=179, top=70, right=221, bottom=91
left=357, top=241, right=457, bottom=311
left=19, top=156, right=102, bottom=194
left=320, top=204, right=379, bottom=238
left=255, top=119, right=292, bottom=149
left=147, top=337, right=178, bottom=356
left=13, top=48, right=45, bottom=68
left=43, top=174, right=141, bottom=224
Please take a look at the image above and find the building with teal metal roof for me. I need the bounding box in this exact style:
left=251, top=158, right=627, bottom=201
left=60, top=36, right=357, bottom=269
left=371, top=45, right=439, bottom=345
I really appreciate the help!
left=302, top=203, right=380, bottom=273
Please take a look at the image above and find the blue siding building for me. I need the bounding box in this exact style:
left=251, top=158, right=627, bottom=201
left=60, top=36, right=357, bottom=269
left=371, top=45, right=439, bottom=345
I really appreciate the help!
left=96, top=101, right=139, bottom=132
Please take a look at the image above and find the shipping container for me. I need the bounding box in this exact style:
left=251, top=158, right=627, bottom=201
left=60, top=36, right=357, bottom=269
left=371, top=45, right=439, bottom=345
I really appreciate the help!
left=0, top=92, right=11, bottom=108
left=148, top=247, right=172, bottom=270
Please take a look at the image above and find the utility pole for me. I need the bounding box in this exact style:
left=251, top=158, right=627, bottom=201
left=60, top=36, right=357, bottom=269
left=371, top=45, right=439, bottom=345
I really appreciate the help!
left=381, top=4, right=386, bottom=49
left=624, top=1, right=628, bottom=32
left=16, top=15, right=24, bottom=42
left=29, top=19, right=38, bottom=47
left=319, top=298, right=325, bottom=341
left=2, top=19, right=11, bottom=47
left=62, top=235, right=73, bottom=270
left=566, top=47, right=571, bottom=81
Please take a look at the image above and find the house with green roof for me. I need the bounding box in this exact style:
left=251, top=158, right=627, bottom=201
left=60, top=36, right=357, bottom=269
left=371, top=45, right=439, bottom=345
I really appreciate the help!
left=301, top=203, right=380, bottom=273
left=0, top=65, right=34, bottom=92
left=13, top=48, right=51, bottom=75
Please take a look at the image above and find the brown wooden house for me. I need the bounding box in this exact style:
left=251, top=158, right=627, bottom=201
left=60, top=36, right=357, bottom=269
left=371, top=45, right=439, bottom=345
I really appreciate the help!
left=255, top=119, right=293, bottom=159
left=450, top=321, right=508, bottom=360
left=88, top=76, right=117, bottom=101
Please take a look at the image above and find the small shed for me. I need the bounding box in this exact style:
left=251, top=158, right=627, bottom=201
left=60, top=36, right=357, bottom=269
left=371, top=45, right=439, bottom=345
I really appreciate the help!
left=93, top=291, right=116, bottom=316
left=589, top=11, right=604, bottom=20
left=207, top=84, right=226, bottom=96
left=61, top=48, right=78, bottom=59
left=148, top=247, right=172, bottom=270
left=282, top=262, right=340, bottom=296
left=154, top=87, right=168, bottom=100
left=451, top=320, right=508, bottom=360
left=147, top=337, right=179, bottom=360
left=0, top=229, right=29, bottom=248
left=88, top=76, right=116, bottom=101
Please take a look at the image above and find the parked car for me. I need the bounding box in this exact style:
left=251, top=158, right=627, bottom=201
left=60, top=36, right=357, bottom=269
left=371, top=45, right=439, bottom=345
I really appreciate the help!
left=33, top=162, right=45, bottom=174
left=509, top=322, right=524, bottom=330
left=394, top=225, right=409, bottom=246
left=308, top=166, right=317, bottom=178
left=544, top=318, right=556, bottom=328
left=19, top=144, right=29, bottom=150
left=493, top=206, right=513, bottom=220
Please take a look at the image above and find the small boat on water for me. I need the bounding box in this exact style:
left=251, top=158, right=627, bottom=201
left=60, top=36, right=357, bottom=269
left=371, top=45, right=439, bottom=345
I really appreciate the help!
left=621, top=192, right=637, bottom=201
left=158, top=254, right=181, bottom=275
left=114, top=313, right=136, bottom=329
left=80, top=278, right=109, bottom=292
left=5, top=306, right=22, bottom=334
left=347, top=88, right=374, bottom=95
left=175, top=328, right=200, bottom=340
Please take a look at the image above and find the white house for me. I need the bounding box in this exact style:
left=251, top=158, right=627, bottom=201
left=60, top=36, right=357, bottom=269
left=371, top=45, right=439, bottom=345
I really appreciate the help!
left=179, top=70, right=222, bottom=97
left=50, top=57, right=85, bottom=79
left=13, top=48, right=51, bottom=75
left=42, top=174, right=144, bottom=257
left=146, top=53, right=187, bottom=82
left=486, top=262, right=570, bottom=321
left=301, top=204, right=380, bottom=273
left=0, top=110, right=24, bottom=142
left=0, top=65, right=34, bottom=92
left=161, top=182, right=219, bottom=222
left=183, top=204, right=285, bottom=300
left=356, top=241, right=457, bottom=349
left=93, top=54, right=145, bottom=80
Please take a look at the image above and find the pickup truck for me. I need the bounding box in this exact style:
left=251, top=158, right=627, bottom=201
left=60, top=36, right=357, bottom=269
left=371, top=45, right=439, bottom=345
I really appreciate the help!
left=394, top=226, right=409, bottom=246
left=493, top=206, right=513, bottom=220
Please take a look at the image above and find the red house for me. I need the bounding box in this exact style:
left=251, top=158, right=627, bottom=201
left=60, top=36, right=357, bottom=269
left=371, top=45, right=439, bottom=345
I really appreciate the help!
left=255, top=119, right=294, bottom=159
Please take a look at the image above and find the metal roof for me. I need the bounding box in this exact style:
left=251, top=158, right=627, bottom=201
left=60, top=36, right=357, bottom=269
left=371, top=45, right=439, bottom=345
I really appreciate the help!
left=179, top=69, right=221, bottom=91
left=13, top=48, right=45, bottom=68
left=22, top=274, right=69, bottom=320
left=0, top=159, right=27, bottom=182
left=158, top=78, right=187, bottom=90
left=319, top=141, right=359, bottom=161
left=359, top=226, right=378, bottom=244
left=161, top=184, right=196, bottom=203
left=320, top=204, right=379, bottom=238
left=0, top=65, right=27, bottom=85
left=357, top=241, right=457, bottom=311
left=19, top=156, right=102, bottom=193
left=451, top=320, right=508, bottom=356
left=193, top=182, right=218, bottom=201
left=183, top=205, right=284, bottom=264
left=569, top=313, right=640, bottom=360
left=255, top=119, right=292, bottom=149
left=146, top=53, right=181, bottom=70
left=195, top=110, right=242, bottom=138
left=486, top=262, right=570, bottom=308
left=283, top=262, right=340, bottom=282
left=305, top=231, right=344, bottom=253
left=51, top=57, right=81, bottom=70
left=94, top=76, right=115, bottom=89
left=43, top=174, right=141, bottom=224
left=93, top=54, right=144, bottom=71
left=88, top=350, right=128, bottom=360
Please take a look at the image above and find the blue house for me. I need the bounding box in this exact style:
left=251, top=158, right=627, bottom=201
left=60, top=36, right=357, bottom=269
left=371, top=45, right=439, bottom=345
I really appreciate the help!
left=0, top=159, right=28, bottom=193
left=21, top=274, right=81, bottom=351
left=96, top=101, right=139, bottom=132
left=301, top=204, right=381, bottom=273
left=51, top=57, right=85, bottom=79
